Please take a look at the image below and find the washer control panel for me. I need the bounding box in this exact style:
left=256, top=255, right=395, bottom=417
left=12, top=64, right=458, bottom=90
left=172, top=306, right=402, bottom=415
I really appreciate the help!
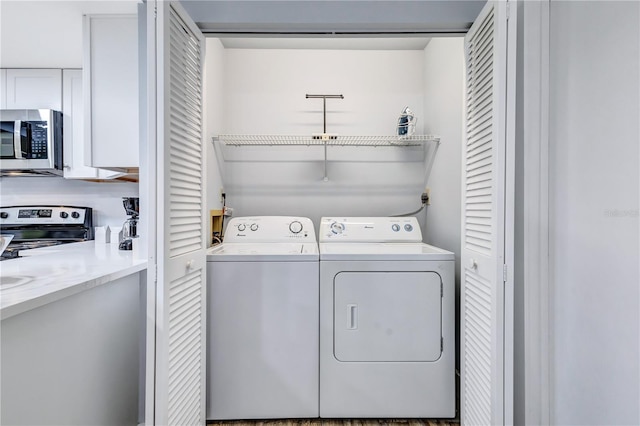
left=223, top=216, right=316, bottom=243
left=319, top=217, right=422, bottom=243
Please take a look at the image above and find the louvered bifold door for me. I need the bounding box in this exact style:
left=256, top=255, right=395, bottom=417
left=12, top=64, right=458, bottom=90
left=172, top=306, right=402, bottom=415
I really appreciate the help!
left=461, top=1, right=515, bottom=425
left=155, top=2, right=207, bottom=425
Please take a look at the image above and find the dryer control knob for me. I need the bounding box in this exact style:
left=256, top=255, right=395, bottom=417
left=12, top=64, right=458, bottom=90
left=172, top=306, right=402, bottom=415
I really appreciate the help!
left=391, top=224, right=400, bottom=232
left=71, top=211, right=80, bottom=219
left=404, top=224, right=413, bottom=232
left=289, top=221, right=303, bottom=234
left=330, top=222, right=345, bottom=234
left=250, top=223, right=259, bottom=231
left=237, top=224, right=246, bottom=231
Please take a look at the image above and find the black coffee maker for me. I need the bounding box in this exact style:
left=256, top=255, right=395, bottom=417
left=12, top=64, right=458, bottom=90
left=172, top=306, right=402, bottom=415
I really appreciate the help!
left=119, top=197, right=139, bottom=250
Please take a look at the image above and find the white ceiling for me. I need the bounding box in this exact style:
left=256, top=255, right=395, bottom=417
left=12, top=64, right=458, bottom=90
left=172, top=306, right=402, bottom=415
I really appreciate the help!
left=218, top=37, right=433, bottom=50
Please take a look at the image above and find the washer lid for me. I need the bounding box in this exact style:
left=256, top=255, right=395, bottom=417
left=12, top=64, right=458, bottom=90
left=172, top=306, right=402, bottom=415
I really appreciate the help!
left=207, top=242, right=319, bottom=262
left=319, top=242, right=454, bottom=261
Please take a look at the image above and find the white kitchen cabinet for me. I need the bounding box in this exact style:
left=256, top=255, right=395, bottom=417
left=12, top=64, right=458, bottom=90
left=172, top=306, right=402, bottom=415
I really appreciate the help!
left=0, top=69, right=6, bottom=108
left=1, top=273, right=142, bottom=425
left=3, top=68, right=62, bottom=110
left=83, top=15, right=139, bottom=170
left=62, top=69, right=122, bottom=179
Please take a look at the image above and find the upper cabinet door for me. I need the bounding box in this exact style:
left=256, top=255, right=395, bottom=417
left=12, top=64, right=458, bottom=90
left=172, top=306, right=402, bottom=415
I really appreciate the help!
left=4, top=69, right=62, bottom=110
left=62, top=69, right=124, bottom=180
left=62, top=69, right=98, bottom=178
left=83, top=15, right=139, bottom=170
left=0, top=69, right=6, bottom=109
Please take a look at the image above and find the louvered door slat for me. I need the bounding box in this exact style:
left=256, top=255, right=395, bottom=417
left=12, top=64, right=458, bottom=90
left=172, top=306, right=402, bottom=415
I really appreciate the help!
left=467, top=136, right=493, bottom=158
left=167, top=4, right=203, bottom=258
left=170, top=137, right=201, bottom=157
left=468, top=96, right=494, bottom=122
left=467, top=118, right=493, bottom=141
left=170, top=158, right=202, bottom=176
left=463, top=268, right=493, bottom=424
left=166, top=269, right=204, bottom=424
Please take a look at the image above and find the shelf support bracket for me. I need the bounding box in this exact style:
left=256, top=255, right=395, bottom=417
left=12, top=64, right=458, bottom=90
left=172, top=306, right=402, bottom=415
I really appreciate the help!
left=306, top=94, right=344, bottom=181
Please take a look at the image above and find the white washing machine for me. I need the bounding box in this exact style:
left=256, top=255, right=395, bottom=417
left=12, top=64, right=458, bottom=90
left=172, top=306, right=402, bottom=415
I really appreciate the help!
left=319, top=217, right=455, bottom=418
left=206, top=216, right=319, bottom=420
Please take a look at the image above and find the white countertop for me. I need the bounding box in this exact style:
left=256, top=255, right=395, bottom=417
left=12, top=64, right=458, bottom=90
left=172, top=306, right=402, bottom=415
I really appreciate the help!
left=0, top=241, right=147, bottom=320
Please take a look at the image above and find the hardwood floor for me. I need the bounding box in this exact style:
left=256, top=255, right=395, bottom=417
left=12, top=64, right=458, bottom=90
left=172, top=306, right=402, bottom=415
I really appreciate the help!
left=209, top=419, right=460, bottom=426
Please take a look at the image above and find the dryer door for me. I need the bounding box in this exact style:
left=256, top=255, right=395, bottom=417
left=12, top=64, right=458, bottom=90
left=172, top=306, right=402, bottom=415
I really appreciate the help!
left=334, top=271, right=442, bottom=362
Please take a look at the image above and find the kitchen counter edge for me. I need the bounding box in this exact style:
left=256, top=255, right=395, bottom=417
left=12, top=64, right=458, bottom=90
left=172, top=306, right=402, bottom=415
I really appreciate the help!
left=1, top=241, right=147, bottom=320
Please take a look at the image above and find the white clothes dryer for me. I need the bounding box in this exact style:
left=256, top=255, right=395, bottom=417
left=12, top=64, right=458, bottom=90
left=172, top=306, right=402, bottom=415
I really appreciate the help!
left=206, top=216, right=319, bottom=420
left=319, top=217, right=455, bottom=418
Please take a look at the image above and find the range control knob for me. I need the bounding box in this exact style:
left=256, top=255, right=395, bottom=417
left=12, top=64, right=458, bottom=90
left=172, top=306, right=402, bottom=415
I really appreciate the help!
left=71, top=211, right=80, bottom=219
left=237, top=224, right=246, bottom=231
left=60, top=211, right=69, bottom=218
left=289, top=221, right=303, bottom=234
left=404, top=224, right=413, bottom=232
left=0, top=212, right=8, bottom=219
left=391, top=224, right=400, bottom=232
left=250, top=223, right=259, bottom=231
left=330, top=222, right=345, bottom=235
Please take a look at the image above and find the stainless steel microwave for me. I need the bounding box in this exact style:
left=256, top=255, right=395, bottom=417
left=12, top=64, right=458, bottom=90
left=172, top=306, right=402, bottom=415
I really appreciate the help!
left=0, top=109, right=63, bottom=176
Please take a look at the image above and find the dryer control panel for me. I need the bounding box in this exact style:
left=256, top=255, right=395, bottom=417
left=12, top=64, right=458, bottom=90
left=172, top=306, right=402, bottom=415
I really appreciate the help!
left=319, top=217, right=422, bottom=243
left=223, top=216, right=316, bottom=243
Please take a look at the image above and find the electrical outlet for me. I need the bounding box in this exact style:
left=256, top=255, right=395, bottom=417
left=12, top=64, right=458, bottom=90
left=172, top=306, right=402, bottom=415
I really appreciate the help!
left=422, top=188, right=431, bottom=205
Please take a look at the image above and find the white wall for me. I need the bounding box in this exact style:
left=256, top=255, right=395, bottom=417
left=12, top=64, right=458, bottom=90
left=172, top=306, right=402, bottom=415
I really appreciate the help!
left=222, top=49, right=426, bottom=135
left=209, top=45, right=439, bottom=229
left=549, top=1, right=639, bottom=424
left=0, top=177, right=138, bottom=229
left=0, top=0, right=140, bottom=235
left=421, top=37, right=464, bottom=375
left=0, top=1, right=138, bottom=68
left=204, top=38, right=226, bottom=240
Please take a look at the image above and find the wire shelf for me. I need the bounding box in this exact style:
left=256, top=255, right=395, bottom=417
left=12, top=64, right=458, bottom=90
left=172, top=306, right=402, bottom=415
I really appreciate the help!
left=213, top=134, right=440, bottom=147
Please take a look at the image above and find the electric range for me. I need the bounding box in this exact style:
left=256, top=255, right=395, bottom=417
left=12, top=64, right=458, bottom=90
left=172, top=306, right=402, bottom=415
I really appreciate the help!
left=0, top=205, right=94, bottom=261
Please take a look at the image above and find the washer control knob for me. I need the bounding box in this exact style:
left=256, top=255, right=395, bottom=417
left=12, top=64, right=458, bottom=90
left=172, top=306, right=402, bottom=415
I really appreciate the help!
left=60, top=211, right=69, bottom=218
left=330, top=222, right=345, bottom=235
left=250, top=223, right=259, bottom=231
left=289, top=220, right=303, bottom=234
left=404, top=224, right=413, bottom=232
left=71, top=211, right=80, bottom=219
left=391, top=224, right=400, bottom=232
left=0, top=212, right=9, bottom=219
left=237, top=224, right=246, bottom=231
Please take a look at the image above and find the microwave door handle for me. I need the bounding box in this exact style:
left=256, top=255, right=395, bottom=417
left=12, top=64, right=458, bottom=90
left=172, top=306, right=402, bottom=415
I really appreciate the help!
left=13, top=120, right=23, bottom=159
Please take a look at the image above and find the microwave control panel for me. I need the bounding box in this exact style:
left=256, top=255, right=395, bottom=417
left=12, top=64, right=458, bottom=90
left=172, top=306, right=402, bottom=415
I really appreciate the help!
left=28, top=121, right=49, bottom=158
